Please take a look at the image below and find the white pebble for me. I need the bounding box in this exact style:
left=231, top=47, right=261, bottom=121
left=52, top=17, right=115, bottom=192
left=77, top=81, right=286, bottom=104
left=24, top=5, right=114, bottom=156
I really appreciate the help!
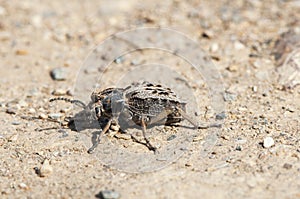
left=263, top=137, right=275, bottom=148
left=39, top=159, right=53, bottom=177
left=234, top=41, right=245, bottom=50
left=18, top=183, right=28, bottom=189
left=0, top=6, right=6, bottom=16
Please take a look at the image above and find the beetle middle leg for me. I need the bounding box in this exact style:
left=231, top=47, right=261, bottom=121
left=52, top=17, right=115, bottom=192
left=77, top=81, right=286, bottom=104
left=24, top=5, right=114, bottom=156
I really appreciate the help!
left=130, top=116, right=157, bottom=153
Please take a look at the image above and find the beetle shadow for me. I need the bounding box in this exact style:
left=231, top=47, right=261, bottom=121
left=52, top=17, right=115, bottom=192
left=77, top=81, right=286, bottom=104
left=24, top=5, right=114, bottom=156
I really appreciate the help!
left=66, top=108, right=199, bottom=151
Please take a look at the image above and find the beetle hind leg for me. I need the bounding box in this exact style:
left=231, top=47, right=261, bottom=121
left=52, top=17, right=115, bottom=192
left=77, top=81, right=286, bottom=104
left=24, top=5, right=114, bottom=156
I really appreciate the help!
left=175, top=107, right=222, bottom=129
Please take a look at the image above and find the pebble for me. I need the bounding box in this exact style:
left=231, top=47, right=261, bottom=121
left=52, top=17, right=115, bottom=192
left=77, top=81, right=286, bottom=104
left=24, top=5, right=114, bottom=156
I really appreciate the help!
left=18, top=100, right=28, bottom=107
left=39, top=113, right=48, bottom=119
left=235, top=145, right=243, bottom=151
left=8, top=134, right=18, bottom=142
left=223, top=92, right=237, bottom=101
left=193, top=135, right=204, bottom=142
left=66, top=89, right=74, bottom=96
left=252, top=86, right=258, bottom=92
left=236, top=138, right=247, bottom=145
left=31, top=15, right=42, bottom=28
left=28, top=108, right=36, bottom=113
left=283, top=163, right=293, bottom=170
left=226, top=65, right=238, bottom=72
left=48, top=113, right=62, bottom=120
left=234, top=41, right=246, bottom=50
left=114, top=56, right=124, bottom=64
left=6, top=108, right=17, bottom=114
left=52, top=89, right=66, bottom=96
left=98, top=190, right=120, bottom=199
left=263, top=136, right=275, bottom=148
left=50, top=68, right=67, bottom=81
left=12, top=121, right=21, bottom=125
left=39, top=159, right=53, bottom=177
left=210, top=43, right=219, bottom=52
left=216, top=112, right=226, bottom=120
left=0, top=31, right=11, bottom=41
left=18, top=183, right=28, bottom=190
left=0, top=135, right=5, bottom=146
left=15, top=49, right=29, bottom=55
left=0, top=6, right=7, bottom=16
left=110, top=124, right=120, bottom=132
left=167, top=134, right=176, bottom=141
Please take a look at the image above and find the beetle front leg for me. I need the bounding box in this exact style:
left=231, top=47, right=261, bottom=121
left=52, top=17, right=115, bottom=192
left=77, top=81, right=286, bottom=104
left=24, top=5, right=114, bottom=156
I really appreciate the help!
left=87, top=118, right=113, bottom=153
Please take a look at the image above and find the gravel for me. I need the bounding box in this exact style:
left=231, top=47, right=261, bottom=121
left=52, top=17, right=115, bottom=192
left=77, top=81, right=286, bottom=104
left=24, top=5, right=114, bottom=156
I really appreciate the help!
left=263, top=137, right=275, bottom=148
left=50, top=67, right=67, bottom=81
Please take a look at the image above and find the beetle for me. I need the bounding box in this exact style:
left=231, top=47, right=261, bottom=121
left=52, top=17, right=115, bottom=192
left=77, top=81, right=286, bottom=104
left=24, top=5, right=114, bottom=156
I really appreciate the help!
left=50, top=81, right=221, bottom=153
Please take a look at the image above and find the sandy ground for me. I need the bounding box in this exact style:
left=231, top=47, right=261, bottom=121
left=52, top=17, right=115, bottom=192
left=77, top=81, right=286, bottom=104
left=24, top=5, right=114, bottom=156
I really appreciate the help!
left=0, top=0, right=300, bottom=198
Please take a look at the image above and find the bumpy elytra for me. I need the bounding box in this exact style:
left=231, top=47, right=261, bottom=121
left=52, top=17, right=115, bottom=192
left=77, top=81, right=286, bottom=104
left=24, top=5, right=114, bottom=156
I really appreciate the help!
left=50, top=81, right=221, bottom=153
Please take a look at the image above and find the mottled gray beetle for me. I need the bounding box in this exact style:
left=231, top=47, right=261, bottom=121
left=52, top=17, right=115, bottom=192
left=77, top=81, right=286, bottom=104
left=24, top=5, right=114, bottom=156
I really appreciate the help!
left=50, top=81, right=221, bottom=153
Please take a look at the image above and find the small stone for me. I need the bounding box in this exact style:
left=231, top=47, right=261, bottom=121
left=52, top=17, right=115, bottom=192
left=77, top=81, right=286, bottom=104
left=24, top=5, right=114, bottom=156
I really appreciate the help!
left=226, top=65, right=238, bottom=72
left=236, top=145, right=242, bottom=151
left=216, top=112, right=226, bottom=120
left=283, top=163, right=293, bottom=170
left=223, top=92, right=237, bottom=101
left=15, top=49, right=29, bottom=55
left=51, top=89, right=66, bottom=96
left=286, top=106, right=295, bottom=113
left=185, top=162, right=192, bottom=167
left=252, top=60, right=262, bottom=68
left=0, top=135, right=5, bottom=146
left=66, top=89, right=74, bottom=96
left=39, top=159, right=53, bottom=177
left=18, top=183, right=28, bottom=190
left=263, top=137, right=275, bottom=148
left=6, top=108, right=17, bottom=114
left=252, top=125, right=260, bottom=130
left=167, top=134, right=176, bottom=141
left=0, top=6, right=7, bottom=16
left=0, top=31, right=11, bottom=41
left=50, top=68, right=67, bottom=81
left=28, top=108, right=36, bottom=113
left=98, top=190, right=120, bottom=199
left=39, top=113, right=48, bottom=119
left=18, top=100, right=28, bottom=107
left=236, top=138, right=247, bottom=145
left=252, top=86, right=258, bottom=92
left=210, top=43, right=219, bottom=52
left=31, top=15, right=42, bottom=28
left=48, top=113, right=62, bottom=120
left=114, top=56, right=124, bottom=64
left=8, top=134, right=18, bottom=142
left=110, top=124, right=120, bottom=132
left=193, top=135, right=204, bottom=142
left=221, top=134, right=230, bottom=140
left=12, top=121, right=21, bottom=125
left=234, top=41, right=245, bottom=50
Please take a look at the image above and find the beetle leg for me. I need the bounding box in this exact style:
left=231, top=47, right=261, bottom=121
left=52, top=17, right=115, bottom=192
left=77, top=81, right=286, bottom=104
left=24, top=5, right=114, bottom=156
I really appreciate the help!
left=87, top=118, right=113, bottom=153
left=141, top=116, right=157, bottom=152
left=175, top=107, right=222, bottom=129
left=148, top=109, right=172, bottom=125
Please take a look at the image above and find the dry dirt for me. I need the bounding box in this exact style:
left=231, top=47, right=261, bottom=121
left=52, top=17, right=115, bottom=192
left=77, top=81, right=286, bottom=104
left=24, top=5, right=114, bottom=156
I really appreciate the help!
left=0, top=1, right=300, bottom=199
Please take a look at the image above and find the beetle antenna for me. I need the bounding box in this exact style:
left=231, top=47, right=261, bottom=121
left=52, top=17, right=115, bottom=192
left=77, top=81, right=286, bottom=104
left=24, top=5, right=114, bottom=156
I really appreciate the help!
left=49, top=97, right=87, bottom=109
